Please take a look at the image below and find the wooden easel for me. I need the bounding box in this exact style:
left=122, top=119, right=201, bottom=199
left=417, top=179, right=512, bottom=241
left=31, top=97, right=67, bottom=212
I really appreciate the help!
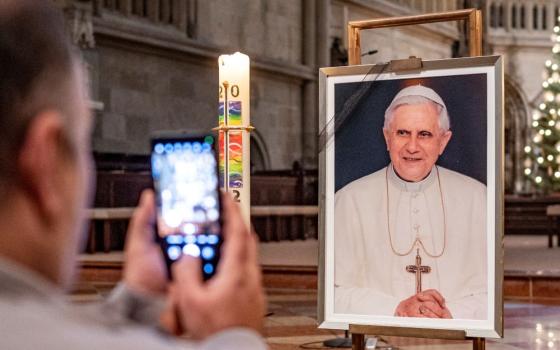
left=350, top=325, right=485, bottom=350
left=345, top=8, right=486, bottom=350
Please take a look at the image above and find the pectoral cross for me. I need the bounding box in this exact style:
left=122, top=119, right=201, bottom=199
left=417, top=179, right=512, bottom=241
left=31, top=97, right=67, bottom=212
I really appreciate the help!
left=406, top=249, right=431, bottom=293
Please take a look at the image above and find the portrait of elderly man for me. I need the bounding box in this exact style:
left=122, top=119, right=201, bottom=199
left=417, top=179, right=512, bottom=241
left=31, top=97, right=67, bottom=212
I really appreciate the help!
left=334, top=84, right=487, bottom=320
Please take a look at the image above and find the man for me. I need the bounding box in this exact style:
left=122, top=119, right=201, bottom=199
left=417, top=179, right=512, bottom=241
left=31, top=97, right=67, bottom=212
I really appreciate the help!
left=334, top=85, right=487, bottom=320
left=0, top=1, right=266, bottom=349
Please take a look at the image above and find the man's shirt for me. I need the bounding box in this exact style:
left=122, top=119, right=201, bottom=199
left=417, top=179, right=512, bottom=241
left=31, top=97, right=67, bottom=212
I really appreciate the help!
left=0, top=256, right=267, bottom=350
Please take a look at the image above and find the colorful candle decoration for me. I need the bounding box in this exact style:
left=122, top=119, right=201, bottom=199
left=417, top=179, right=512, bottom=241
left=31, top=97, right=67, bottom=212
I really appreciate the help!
left=217, top=52, right=253, bottom=225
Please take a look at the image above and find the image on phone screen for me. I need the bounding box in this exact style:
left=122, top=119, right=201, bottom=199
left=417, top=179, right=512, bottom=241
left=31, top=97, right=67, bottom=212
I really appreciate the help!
left=151, top=135, right=222, bottom=280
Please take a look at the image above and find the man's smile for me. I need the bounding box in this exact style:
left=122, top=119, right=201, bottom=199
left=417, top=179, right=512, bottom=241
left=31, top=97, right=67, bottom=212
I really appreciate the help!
left=403, top=156, right=423, bottom=161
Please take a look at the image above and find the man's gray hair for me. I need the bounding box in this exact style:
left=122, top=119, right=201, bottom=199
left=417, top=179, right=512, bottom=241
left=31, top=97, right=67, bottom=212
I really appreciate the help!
left=383, top=85, right=450, bottom=131
left=0, top=0, right=78, bottom=194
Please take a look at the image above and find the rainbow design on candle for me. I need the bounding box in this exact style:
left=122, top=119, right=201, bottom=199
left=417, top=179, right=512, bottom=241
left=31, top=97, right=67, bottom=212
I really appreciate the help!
left=218, top=101, right=243, bottom=188
left=218, top=101, right=242, bottom=126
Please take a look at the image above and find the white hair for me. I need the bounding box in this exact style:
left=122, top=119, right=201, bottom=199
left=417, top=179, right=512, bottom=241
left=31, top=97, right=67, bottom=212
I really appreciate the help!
left=383, top=95, right=450, bottom=131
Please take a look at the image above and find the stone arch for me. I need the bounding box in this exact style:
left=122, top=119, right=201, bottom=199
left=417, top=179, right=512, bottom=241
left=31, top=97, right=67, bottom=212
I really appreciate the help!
left=250, top=129, right=271, bottom=173
left=504, top=75, right=531, bottom=194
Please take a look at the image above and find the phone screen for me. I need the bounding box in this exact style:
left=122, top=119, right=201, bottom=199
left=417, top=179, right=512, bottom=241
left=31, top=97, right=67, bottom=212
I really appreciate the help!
left=151, top=135, right=222, bottom=280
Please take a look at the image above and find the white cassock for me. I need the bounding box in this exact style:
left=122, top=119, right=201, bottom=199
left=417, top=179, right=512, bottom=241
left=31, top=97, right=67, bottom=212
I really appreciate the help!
left=334, top=164, right=487, bottom=320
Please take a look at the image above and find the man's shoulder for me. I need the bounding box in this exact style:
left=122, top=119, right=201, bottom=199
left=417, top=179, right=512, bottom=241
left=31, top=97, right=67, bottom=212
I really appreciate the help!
left=437, top=166, right=486, bottom=194
left=336, top=167, right=387, bottom=198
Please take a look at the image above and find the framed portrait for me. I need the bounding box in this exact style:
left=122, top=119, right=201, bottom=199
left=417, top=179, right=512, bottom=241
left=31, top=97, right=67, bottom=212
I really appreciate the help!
left=317, top=56, right=503, bottom=338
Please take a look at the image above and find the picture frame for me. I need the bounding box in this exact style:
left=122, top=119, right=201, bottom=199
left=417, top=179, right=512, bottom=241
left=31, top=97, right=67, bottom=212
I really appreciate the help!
left=317, top=55, right=504, bottom=338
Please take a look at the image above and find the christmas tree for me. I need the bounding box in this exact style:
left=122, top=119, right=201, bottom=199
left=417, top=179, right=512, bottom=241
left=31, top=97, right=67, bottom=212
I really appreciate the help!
left=524, top=21, right=560, bottom=193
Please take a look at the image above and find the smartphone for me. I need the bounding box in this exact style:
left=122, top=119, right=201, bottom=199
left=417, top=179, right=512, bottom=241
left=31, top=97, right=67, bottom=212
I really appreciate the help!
left=150, top=133, right=222, bottom=280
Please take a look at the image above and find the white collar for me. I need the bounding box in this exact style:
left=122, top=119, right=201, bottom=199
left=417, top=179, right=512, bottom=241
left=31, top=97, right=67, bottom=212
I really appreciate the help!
left=388, top=164, right=437, bottom=192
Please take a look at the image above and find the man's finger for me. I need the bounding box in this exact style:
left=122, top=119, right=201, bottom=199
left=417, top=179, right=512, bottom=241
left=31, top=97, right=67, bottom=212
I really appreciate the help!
left=125, top=189, right=155, bottom=248
left=221, top=193, right=248, bottom=240
left=417, top=304, right=439, bottom=318
left=422, top=301, right=446, bottom=318
left=219, top=194, right=250, bottom=275
left=418, top=289, right=446, bottom=307
left=172, top=256, right=204, bottom=301
left=159, top=293, right=183, bottom=336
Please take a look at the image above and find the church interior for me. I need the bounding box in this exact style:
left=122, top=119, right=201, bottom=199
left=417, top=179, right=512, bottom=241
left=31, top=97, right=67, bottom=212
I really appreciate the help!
left=54, top=0, right=560, bottom=349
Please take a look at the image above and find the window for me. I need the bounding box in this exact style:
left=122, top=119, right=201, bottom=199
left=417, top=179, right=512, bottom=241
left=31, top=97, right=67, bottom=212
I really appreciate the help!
left=533, top=5, right=539, bottom=30
left=490, top=3, right=497, bottom=28
left=498, top=4, right=504, bottom=27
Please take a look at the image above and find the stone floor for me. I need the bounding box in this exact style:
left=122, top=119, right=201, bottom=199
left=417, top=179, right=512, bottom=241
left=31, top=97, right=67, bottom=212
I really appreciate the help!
left=265, top=287, right=560, bottom=349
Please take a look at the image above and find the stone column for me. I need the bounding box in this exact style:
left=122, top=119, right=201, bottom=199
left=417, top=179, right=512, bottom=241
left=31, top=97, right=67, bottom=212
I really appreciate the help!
left=516, top=1, right=527, bottom=30
left=301, top=0, right=330, bottom=169
left=175, top=0, right=187, bottom=33
left=535, top=3, right=541, bottom=31
left=146, top=1, right=159, bottom=22
left=527, top=1, right=534, bottom=31
left=302, top=0, right=317, bottom=168
left=548, top=1, right=555, bottom=30
left=187, top=0, right=198, bottom=38
left=505, top=1, right=512, bottom=31
left=120, top=0, right=132, bottom=16
left=486, top=0, right=492, bottom=28
left=301, top=0, right=329, bottom=169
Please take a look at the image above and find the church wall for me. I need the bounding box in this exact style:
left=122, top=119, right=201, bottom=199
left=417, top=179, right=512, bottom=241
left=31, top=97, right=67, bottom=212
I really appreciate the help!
left=88, top=0, right=308, bottom=170
left=196, top=0, right=303, bottom=65
left=492, top=45, right=549, bottom=102
left=251, top=73, right=303, bottom=169
left=93, top=45, right=217, bottom=154
left=93, top=42, right=304, bottom=169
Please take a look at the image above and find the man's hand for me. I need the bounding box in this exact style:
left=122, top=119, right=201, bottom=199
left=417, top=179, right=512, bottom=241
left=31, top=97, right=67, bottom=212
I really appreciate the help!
left=123, top=190, right=168, bottom=295
left=394, top=289, right=452, bottom=318
left=171, top=194, right=266, bottom=339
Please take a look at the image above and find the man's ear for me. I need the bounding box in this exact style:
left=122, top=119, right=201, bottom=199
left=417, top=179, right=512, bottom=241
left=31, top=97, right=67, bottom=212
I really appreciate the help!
left=438, top=130, right=452, bottom=155
left=383, top=128, right=391, bottom=151
left=17, top=111, right=68, bottom=225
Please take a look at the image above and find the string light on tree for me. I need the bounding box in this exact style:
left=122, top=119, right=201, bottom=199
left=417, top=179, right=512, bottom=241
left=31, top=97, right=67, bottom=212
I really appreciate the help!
left=525, top=22, right=560, bottom=192
left=536, top=176, right=543, bottom=184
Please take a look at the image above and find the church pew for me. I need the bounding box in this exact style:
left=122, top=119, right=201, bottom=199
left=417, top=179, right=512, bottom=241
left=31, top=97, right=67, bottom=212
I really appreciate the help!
left=85, top=205, right=319, bottom=253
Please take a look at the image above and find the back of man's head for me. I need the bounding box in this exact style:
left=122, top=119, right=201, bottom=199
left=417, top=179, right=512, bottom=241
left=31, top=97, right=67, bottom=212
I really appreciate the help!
left=0, top=0, right=76, bottom=195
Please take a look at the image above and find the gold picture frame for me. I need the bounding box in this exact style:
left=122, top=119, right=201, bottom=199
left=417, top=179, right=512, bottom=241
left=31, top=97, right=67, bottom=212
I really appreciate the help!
left=347, top=8, right=483, bottom=65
